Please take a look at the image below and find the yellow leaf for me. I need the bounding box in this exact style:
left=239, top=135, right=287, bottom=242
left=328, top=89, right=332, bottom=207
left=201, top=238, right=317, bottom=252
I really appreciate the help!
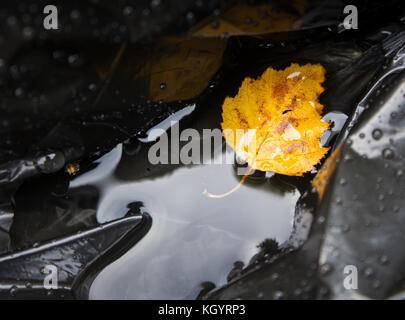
left=221, top=63, right=330, bottom=176
left=189, top=1, right=308, bottom=37
left=131, top=37, right=227, bottom=102
left=311, top=144, right=342, bottom=202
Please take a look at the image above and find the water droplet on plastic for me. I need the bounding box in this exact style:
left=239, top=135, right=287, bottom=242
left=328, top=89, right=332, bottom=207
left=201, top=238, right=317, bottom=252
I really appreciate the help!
left=372, top=129, right=383, bottom=140
left=186, top=12, right=195, bottom=23
left=14, top=87, right=24, bottom=98
left=378, top=255, right=389, bottom=265
left=9, top=286, right=17, bottom=296
left=364, top=267, right=374, bottom=278
left=294, top=288, right=302, bottom=296
left=150, top=0, right=161, bottom=8
left=320, top=263, right=333, bottom=275
left=382, top=148, right=394, bottom=159
left=22, top=26, right=33, bottom=38
left=123, top=6, right=133, bottom=16
left=273, top=290, right=284, bottom=299
left=70, top=10, right=81, bottom=20
left=68, top=54, right=82, bottom=67
left=271, top=273, right=279, bottom=282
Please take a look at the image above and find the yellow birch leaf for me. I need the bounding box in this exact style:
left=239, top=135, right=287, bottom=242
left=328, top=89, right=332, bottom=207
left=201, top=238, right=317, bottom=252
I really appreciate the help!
left=221, top=63, right=330, bottom=176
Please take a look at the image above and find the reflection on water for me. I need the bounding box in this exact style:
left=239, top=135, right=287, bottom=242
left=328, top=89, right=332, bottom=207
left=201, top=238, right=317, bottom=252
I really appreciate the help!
left=69, top=119, right=299, bottom=299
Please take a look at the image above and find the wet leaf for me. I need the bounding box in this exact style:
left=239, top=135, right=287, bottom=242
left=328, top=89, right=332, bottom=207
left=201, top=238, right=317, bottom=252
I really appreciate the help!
left=189, top=1, right=308, bottom=37
left=221, top=63, right=330, bottom=176
left=311, top=144, right=342, bottom=202
left=132, top=37, right=227, bottom=102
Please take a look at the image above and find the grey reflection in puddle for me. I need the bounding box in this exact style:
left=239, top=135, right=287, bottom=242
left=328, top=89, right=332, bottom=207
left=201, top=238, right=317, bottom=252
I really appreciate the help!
left=70, top=142, right=299, bottom=299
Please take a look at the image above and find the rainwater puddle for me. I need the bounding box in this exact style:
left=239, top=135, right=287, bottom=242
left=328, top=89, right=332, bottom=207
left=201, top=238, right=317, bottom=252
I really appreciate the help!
left=69, top=109, right=300, bottom=299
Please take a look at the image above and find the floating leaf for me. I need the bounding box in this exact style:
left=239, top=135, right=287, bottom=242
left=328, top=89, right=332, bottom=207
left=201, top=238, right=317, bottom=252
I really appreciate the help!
left=221, top=63, right=330, bottom=176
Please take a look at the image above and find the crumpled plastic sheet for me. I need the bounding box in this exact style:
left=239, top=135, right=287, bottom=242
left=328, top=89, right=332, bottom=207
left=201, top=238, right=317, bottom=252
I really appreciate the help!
left=0, top=212, right=150, bottom=299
